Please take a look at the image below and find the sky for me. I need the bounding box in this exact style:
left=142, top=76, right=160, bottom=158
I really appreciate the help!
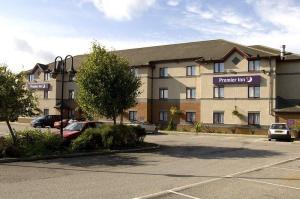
left=1, top=0, right=300, bottom=72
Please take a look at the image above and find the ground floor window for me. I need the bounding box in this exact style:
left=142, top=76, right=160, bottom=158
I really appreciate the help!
left=129, top=111, right=137, bottom=121
left=159, top=111, right=168, bottom=121
left=213, top=112, right=224, bottom=124
left=186, top=112, right=196, bottom=123
left=248, top=112, right=260, bottom=125
left=43, top=109, right=49, bottom=116
left=69, top=109, right=75, bottom=119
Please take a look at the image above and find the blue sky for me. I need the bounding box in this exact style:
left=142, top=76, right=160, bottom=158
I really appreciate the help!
left=1, top=0, right=300, bottom=72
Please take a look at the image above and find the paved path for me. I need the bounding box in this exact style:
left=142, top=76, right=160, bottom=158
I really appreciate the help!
left=0, top=133, right=299, bottom=199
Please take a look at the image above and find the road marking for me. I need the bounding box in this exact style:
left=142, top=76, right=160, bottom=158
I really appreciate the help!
left=238, top=178, right=300, bottom=190
left=168, top=190, right=201, bottom=199
left=133, top=156, right=300, bottom=199
left=271, top=166, right=300, bottom=172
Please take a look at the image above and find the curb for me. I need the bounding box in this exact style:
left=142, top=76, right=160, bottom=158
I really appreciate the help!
left=159, top=130, right=266, bottom=138
left=0, top=144, right=160, bottom=163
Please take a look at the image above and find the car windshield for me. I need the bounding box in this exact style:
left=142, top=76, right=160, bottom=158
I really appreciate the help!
left=270, top=124, right=287, bottom=129
left=34, top=116, right=45, bottom=121
left=64, top=122, right=84, bottom=131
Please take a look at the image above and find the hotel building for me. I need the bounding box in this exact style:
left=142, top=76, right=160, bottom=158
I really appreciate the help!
left=26, top=39, right=300, bottom=132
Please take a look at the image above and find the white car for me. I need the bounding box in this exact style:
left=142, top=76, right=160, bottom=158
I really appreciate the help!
left=268, top=123, right=291, bottom=141
left=128, top=121, right=158, bottom=134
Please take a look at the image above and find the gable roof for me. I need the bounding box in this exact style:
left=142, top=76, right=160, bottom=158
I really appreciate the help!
left=27, top=39, right=300, bottom=74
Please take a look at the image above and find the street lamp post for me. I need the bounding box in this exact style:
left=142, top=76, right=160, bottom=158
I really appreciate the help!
left=52, top=55, right=76, bottom=139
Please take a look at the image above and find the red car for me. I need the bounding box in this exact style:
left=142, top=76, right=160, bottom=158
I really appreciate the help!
left=58, top=121, right=103, bottom=140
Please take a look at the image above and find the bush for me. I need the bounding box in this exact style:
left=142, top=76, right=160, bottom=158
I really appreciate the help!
left=71, top=128, right=103, bottom=151
left=194, top=122, right=202, bottom=133
left=71, top=125, right=146, bottom=151
left=1, top=129, right=62, bottom=158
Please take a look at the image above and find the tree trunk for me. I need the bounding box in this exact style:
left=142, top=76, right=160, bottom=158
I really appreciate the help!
left=113, top=115, right=116, bottom=125
left=6, top=120, right=17, bottom=145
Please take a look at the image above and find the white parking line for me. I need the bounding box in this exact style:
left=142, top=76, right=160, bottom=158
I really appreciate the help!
left=133, top=156, right=300, bottom=199
left=168, top=190, right=201, bottom=199
left=271, top=166, right=300, bottom=172
left=238, top=178, right=300, bottom=190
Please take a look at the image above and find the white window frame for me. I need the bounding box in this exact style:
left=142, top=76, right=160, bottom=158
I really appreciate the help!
left=214, top=62, right=224, bottom=73
left=44, top=72, right=51, bottom=81
left=29, top=74, right=35, bottom=82
left=159, top=88, right=168, bottom=99
left=186, top=87, right=196, bottom=99
left=214, top=86, right=224, bottom=98
left=248, top=86, right=260, bottom=98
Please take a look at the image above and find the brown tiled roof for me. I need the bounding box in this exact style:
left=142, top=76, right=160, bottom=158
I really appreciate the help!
left=27, top=39, right=300, bottom=73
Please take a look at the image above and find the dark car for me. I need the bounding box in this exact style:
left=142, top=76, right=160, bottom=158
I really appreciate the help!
left=31, top=115, right=61, bottom=128
left=60, top=121, right=103, bottom=140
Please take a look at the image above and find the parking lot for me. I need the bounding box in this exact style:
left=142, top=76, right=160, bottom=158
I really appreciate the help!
left=0, top=124, right=299, bottom=199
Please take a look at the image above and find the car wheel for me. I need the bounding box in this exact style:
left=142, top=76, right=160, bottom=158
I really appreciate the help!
left=268, top=138, right=271, bottom=141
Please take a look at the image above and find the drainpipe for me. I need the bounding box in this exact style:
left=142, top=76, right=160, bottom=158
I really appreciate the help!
left=150, top=64, right=154, bottom=124
left=269, top=57, right=274, bottom=116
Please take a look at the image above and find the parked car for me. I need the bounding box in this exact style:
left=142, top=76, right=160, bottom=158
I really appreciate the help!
left=128, top=121, right=158, bottom=134
left=59, top=121, right=103, bottom=140
left=54, top=119, right=69, bottom=129
left=268, top=123, right=291, bottom=141
left=31, top=115, right=61, bottom=128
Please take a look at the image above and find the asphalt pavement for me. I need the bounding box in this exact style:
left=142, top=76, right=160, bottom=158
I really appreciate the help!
left=0, top=125, right=299, bottom=199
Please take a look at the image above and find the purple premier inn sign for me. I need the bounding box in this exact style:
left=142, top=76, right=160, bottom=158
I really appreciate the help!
left=28, top=83, right=50, bottom=90
left=213, top=75, right=261, bottom=85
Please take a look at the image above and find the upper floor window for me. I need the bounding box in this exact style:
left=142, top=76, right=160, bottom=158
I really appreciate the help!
left=44, top=72, right=51, bottom=81
left=186, top=112, right=196, bottom=123
left=214, top=62, right=224, bottom=73
left=159, top=88, right=168, bottom=99
left=44, top=90, right=49, bottom=99
left=159, top=67, right=168, bottom=77
left=29, top=74, right=35, bottom=82
left=186, top=87, right=196, bottom=99
left=248, top=60, right=260, bottom=72
left=69, top=73, right=75, bottom=81
left=159, top=111, right=168, bottom=121
left=131, top=68, right=138, bottom=76
left=186, top=66, right=196, bottom=76
left=69, top=90, right=75, bottom=100
left=214, top=86, right=224, bottom=98
left=213, top=112, right=224, bottom=124
left=248, top=86, right=260, bottom=98
left=248, top=112, right=260, bottom=125
left=129, top=111, right=137, bottom=121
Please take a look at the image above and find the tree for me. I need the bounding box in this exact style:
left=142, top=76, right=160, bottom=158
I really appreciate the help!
left=76, top=42, right=142, bottom=124
left=0, top=65, right=40, bottom=144
left=167, top=106, right=182, bottom=130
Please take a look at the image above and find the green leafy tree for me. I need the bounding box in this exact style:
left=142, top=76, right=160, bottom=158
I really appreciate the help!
left=76, top=42, right=142, bottom=124
left=0, top=65, right=40, bottom=144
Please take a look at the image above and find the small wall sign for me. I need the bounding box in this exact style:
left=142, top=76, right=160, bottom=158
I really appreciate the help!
left=28, top=83, right=50, bottom=90
left=213, top=75, right=261, bottom=85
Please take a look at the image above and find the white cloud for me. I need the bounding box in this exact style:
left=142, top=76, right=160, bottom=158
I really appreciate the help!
left=82, top=0, right=156, bottom=21
left=167, top=0, right=180, bottom=7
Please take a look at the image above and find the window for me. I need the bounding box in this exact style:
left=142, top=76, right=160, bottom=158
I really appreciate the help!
left=69, top=109, right=75, bottom=119
left=214, top=62, right=224, bottom=73
left=129, top=111, right=137, bottom=121
left=69, top=90, right=75, bottom=100
left=43, top=109, right=49, bottom=116
left=186, top=87, right=196, bottom=99
left=159, top=67, right=168, bottom=77
left=213, top=112, right=224, bottom=124
left=44, top=90, right=49, bottom=99
left=186, top=112, right=196, bottom=123
left=44, top=72, right=51, bottom=81
left=29, top=74, right=35, bottom=82
left=214, top=86, right=224, bottom=98
left=186, top=66, right=196, bottom=76
left=159, top=111, right=168, bottom=121
left=69, top=73, right=75, bottom=81
left=248, top=60, right=260, bottom=72
left=248, top=112, right=260, bottom=125
left=131, top=68, right=138, bottom=76
left=159, top=88, right=168, bottom=99
left=248, top=86, right=260, bottom=98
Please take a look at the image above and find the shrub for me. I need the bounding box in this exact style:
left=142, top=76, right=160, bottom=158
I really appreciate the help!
left=194, top=122, right=202, bottom=133
left=1, top=129, right=62, bottom=158
left=71, top=128, right=103, bottom=151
